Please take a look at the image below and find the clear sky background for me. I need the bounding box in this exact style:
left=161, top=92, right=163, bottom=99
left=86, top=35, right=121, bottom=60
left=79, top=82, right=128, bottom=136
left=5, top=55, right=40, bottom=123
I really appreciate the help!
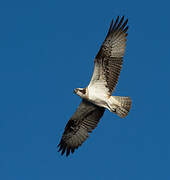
left=0, top=0, right=170, bottom=179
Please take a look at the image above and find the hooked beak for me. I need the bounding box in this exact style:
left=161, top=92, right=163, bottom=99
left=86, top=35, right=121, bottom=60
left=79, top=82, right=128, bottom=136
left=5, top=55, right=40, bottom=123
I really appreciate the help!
left=74, top=88, right=78, bottom=94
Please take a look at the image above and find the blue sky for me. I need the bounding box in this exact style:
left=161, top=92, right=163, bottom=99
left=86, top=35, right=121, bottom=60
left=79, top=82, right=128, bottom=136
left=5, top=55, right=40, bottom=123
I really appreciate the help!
left=0, top=0, right=170, bottom=179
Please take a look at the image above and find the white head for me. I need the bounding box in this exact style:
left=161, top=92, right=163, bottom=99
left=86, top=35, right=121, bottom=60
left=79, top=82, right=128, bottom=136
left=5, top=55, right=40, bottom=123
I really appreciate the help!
left=74, top=88, right=87, bottom=98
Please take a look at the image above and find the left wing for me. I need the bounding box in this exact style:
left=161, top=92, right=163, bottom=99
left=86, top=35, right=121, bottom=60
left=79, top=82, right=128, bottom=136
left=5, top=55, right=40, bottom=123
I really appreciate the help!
left=58, top=99, right=105, bottom=156
left=89, top=16, right=128, bottom=95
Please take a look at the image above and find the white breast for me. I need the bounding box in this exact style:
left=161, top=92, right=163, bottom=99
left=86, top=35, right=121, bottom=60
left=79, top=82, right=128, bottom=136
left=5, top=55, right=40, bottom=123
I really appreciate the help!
left=87, top=82, right=109, bottom=108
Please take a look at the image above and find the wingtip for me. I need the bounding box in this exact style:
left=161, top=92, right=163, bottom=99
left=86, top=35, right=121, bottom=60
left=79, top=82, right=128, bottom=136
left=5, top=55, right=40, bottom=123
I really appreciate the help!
left=110, top=15, right=129, bottom=35
left=66, top=146, right=71, bottom=157
left=61, top=145, right=66, bottom=155
left=123, top=25, right=129, bottom=33
left=57, top=144, right=62, bottom=152
left=57, top=139, right=75, bottom=157
left=120, top=16, right=125, bottom=22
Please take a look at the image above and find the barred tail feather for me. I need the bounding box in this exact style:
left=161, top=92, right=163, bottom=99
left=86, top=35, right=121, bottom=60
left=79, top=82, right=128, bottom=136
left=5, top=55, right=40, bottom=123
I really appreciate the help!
left=108, top=96, right=132, bottom=118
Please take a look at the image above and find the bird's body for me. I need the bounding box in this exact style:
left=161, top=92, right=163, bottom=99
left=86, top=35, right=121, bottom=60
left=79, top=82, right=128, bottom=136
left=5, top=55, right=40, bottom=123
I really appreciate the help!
left=87, top=82, right=109, bottom=108
left=76, top=85, right=109, bottom=109
left=58, top=16, right=132, bottom=156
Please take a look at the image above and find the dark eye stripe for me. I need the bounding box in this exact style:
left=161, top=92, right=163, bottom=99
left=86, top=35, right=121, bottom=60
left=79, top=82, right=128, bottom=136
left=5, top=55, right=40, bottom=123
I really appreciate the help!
left=80, top=89, right=86, bottom=94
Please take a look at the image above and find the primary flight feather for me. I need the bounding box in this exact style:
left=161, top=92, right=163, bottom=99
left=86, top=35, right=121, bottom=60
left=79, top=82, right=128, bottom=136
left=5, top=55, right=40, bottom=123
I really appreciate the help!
left=58, top=16, right=132, bottom=156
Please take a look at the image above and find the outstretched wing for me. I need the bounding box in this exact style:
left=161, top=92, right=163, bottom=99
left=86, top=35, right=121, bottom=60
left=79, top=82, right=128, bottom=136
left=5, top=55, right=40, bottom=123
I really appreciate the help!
left=58, top=100, right=105, bottom=156
left=89, top=16, right=128, bottom=95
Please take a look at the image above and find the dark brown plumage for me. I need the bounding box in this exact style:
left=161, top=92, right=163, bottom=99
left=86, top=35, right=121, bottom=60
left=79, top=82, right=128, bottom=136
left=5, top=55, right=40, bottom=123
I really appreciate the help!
left=58, top=16, right=129, bottom=156
left=58, top=100, right=105, bottom=156
left=91, top=16, right=128, bottom=94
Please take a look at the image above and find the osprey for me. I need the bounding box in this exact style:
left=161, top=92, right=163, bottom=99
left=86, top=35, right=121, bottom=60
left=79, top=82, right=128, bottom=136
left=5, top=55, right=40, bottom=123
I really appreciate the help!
left=58, top=16, right=132, bottom=156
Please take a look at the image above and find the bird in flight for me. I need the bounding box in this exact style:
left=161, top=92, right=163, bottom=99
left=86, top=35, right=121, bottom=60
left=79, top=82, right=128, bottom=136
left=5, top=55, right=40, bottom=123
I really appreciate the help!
left=58, top=16, right=132, bottom=156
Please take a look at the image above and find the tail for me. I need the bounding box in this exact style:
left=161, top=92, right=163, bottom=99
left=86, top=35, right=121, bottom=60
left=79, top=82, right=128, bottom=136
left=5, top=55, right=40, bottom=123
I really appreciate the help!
left=108, top=96, right=132, bottom=118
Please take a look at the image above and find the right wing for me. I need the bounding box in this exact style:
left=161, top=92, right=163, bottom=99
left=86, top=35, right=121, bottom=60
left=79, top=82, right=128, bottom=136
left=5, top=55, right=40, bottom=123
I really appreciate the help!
left=58, top=100, right=105, bottom=156
left=89, top=16, right=128, bottom=95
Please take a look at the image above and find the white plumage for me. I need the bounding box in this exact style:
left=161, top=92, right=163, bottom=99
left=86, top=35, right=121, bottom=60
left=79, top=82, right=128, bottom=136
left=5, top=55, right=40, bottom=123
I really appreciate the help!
left=58, top=16, right=132, bottom=156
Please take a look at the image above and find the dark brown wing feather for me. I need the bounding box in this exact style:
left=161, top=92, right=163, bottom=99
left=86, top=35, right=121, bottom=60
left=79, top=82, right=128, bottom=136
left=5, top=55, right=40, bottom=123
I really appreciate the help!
left=89, top=16, right=128, bottom=94
left=58, top=100, right=105, bottom=156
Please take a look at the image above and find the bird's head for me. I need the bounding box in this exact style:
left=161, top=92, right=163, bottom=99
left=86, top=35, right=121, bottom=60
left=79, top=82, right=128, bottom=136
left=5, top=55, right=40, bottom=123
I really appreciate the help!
left=74, top=88, right=87, bottom=98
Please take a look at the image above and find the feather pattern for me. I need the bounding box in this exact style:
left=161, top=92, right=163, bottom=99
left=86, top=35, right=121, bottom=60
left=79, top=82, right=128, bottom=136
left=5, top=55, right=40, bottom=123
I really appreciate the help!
left=89, top=16, right=128, bottom=94
left=58, top=100, right=105, bottom=156
left=58, top=16, right=130, bottom=157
